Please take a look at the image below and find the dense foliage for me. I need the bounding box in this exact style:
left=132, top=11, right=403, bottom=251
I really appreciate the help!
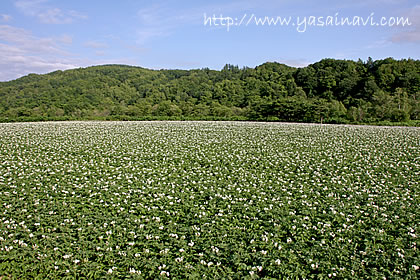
left=0, top=121, right=419, bottom=279
left=0, top=58, right=419, bottom=124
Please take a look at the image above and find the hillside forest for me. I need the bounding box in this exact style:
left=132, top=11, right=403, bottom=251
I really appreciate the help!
left=0, top=58, right=419, bottom=124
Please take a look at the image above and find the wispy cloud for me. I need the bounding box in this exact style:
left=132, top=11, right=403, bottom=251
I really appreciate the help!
left=134, top=1, right=258, bottom=44
left=15, top=0, right=87, bottom=24
left=123, top=44, right=149, bottom=54
left=1, top=14, right=13, bottom=22
left=0, top=25, right=65, bottom=54
left=390, top=5, right=420, bottom=43
left=365, top=39, right=391, bottom=49
left=84, top=40, right=108, bottom=49
left=83, top=40, right=109, bottom=56
left=332, top=0, right=408, bottom=9
left=58, top=34, right=73, bottom=45
left=37, top=8, right=87, bottom=24
left=136, top=29, right=167, bottom=45
left=135, top=4, right=176, bottom=44
left=392, top=31, right=420, bottom=42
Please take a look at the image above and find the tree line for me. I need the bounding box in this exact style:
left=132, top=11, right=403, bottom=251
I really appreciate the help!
left=0, top=57, right=419, bottom=124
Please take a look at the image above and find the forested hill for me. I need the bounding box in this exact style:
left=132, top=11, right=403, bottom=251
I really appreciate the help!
left=0, top=58, right=419, bottom=124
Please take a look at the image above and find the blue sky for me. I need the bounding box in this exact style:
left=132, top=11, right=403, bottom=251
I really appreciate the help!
left=0, top=0, right=419, bottom=81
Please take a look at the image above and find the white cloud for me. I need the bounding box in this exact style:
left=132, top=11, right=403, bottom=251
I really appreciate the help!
left=0, top=24, right=141, bottom=81
left=0, top=24, right=78, bottom=81
left=15, top=0, right=87, bottom=24
left=278, top=59, right=311, bottom=68
left=0, top=43, right=78, bottom=81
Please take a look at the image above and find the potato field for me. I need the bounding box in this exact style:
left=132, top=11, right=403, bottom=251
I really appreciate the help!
left=0, top=121, right=418, bottom=279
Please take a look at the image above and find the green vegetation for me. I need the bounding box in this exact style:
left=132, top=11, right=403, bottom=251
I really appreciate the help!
left=0, top=121, right=418, bottom=279
left=0, top=58, right=419, bottom=124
